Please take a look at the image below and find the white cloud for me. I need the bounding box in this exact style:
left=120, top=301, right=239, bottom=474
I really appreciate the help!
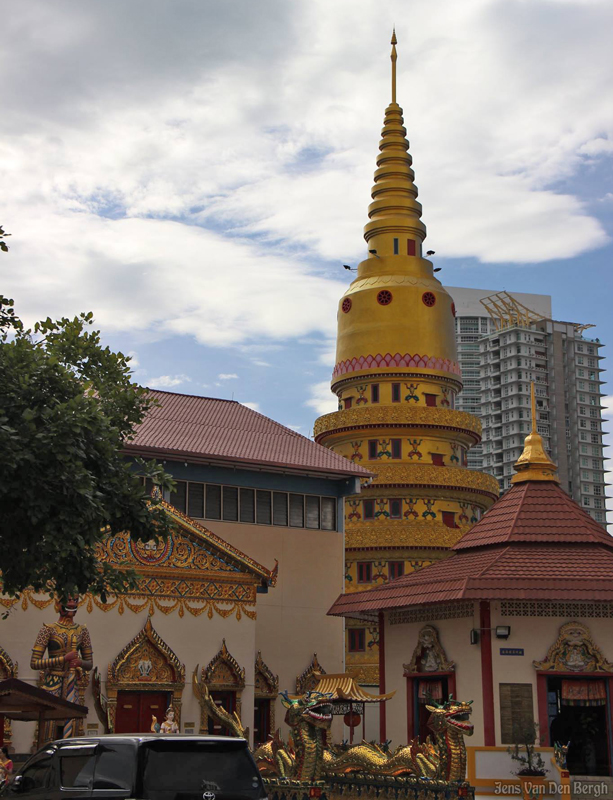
left=218, top=373, right=239, bottom=380
left=305, top=381, right=338, bottom=416
left=147, top=374, right=191, bottom=389
left=241, top=401, right=260, bottom=412
left=1, top=0, right=613, bottom=357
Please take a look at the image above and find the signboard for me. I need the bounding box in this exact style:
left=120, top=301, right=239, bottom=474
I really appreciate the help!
left=331, top=702, right=365, bottom=716
left=500, top=648, right=524, bottom=656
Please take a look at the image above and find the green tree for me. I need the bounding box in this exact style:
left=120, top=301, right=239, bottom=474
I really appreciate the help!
left=0, top=295, right=175, bottom=601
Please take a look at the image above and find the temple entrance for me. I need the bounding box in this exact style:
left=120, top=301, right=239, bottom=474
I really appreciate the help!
left=207, top=691, right=236, bottom=736
left=254, top=698, right=271, bottom=746
left=115, top=691, right=169, bottom=733
left=415, top=675, right=449, bottom=743
left=547, top=677, right=609, bottom=776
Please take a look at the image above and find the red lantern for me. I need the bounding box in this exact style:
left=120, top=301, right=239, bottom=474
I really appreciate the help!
left=343, top=712, right=361, bottom=728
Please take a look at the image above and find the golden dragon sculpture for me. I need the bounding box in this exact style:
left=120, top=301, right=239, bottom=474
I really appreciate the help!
left=195, top=674, right=473, bottom=784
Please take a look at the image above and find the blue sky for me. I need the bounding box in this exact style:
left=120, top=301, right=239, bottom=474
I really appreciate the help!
left=1, top=0, right=612, bottom=473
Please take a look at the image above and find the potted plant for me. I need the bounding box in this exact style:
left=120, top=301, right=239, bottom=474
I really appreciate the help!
left=508, top=722, right=547, bottom=800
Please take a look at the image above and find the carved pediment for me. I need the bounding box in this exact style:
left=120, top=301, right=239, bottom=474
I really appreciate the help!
left=296, top=653, right=326, bottom=694
left=404, top=624, right=455, bottom=674
left=202, top=640, right=245, bottom=689
left=533, top=621, right=613, bottom=673
left=255, top=651, right=278, bottom=697
left=108, top=617, right=186, bottom=688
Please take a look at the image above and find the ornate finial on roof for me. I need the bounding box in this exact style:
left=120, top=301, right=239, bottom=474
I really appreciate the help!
left=391, top=29, right=398, bottom=103
left=511, top=383, right=559, bottom=484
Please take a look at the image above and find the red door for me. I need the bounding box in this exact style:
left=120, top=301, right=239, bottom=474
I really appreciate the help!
left=115, top=691, right=169, bottom=733
left=208, top=691, right=236, bottom=736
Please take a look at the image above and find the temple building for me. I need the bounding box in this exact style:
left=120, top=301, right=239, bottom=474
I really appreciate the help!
left=0, top=395, right=369, bottom=752
left=313, top=34, right=499, bottom=689
left=329, top=388, right=613, bottom=777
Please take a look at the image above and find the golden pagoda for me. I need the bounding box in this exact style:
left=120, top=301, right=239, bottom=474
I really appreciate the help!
left=314, top=33, right=499, bottom=685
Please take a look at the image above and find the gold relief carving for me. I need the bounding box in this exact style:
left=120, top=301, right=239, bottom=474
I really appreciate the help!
left=367, top=464, right=499, bottom=498
left=197, top=640, right=246, bottom=734
left=346, top=663, right=380, bottom=686
left=345, top=521, right=466, bottom=549
left=106, top=617, right=186, bottom=733
left=533, top=621, right=613, bottom=673
left=296, top=654, right=327, bottom=695
left=314, top=406, right=482, bottom=439
left=0, top=590, right=257, bottom=621
left=404, top=625, right=455, bottom=674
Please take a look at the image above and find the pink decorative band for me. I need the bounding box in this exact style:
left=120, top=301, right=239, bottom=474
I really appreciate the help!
left=332, top=352, right=462, bottom=379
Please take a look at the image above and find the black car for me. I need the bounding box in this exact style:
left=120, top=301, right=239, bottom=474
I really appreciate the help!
left=4, top=735, right=266, bottom=800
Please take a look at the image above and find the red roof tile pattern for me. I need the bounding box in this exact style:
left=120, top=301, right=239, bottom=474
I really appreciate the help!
left=454, top=481, right=613, bottom=549
left=328, top=480, right=613, bottom=619
left=126, top=390, right=371, bottom=478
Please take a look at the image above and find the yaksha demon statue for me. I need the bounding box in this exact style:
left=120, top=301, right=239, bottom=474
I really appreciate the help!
left=30, top=596, right=93, bottom=740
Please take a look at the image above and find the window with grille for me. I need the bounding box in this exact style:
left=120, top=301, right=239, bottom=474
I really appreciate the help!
left=368, top=440, right=378, bottom=459
left=170, top=481, right=187, bottom=513
left=321, top=497, right=337, bottom=531
left=389, top=499, right=402, bottom=519
left=348, top=628, right=366, bottom=652
left=363, top=499, right=375, bottom=519
left=205, top=484, right=222, bottom=519
left=371, top=384, right=380, bottom=403
left=389, top=561, right=404, bottom=580
left=188, top=482, right=204, bottom=518
left=239, top=488, right=255, bottom=523
left=256, top=490, right=272, bottom=525
left=305, top=496, right=320, bottom=529
left=357, top=562, right=373, bottom=583
left=289, top=494, right=304, bottom=527
left=273, top=492, right=288, bottom=526
left=223, top=486, right=239, bottom=521
left=391, top=439, right=402, bottom=459
left=391, top=383, right=401, bottom=402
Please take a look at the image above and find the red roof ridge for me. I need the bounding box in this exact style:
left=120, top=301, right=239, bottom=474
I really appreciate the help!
left=147, top=389, right=240, bottom=404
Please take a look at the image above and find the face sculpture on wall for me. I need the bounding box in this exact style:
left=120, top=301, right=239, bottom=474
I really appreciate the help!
left=533, top=621, right=613, bottom=673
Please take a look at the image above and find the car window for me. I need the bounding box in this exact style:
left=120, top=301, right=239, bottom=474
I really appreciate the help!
left=17, top=755, right=54, bottom=792
left=59, top=753, right=95, bottom=789
left=141, top=740, right=265, bottom=800
left=93, top=744, right=134, bottom=791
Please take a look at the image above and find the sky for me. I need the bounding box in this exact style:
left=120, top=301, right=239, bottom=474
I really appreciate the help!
left=1, top=0, right=612, bottom=514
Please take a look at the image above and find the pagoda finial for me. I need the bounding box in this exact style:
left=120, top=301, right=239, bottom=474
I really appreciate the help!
left=511, top=383, right=559, bottom=484
left=391, top=29, right=397, bottom=104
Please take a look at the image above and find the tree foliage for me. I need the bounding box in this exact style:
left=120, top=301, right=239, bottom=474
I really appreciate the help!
left=0, top=295, right=175, bottom=601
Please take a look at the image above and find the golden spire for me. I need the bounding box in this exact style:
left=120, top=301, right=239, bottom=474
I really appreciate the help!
left=391, top=29, right=397, bottom=104
left=511, top=383, right=559, bottom=484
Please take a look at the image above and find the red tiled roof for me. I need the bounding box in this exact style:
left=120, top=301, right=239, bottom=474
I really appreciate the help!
left=125, top=391, right=371, bottom=478
left=454, top=481, right=613, bottom=549
left=328, top=480, right=613, bottom=620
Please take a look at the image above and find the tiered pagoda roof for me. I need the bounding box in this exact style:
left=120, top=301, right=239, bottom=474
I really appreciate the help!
left=328, top=386, right=613, bottom=621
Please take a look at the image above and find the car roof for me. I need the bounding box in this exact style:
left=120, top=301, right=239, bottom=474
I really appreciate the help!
left=52, top=735, right=247, bottom=745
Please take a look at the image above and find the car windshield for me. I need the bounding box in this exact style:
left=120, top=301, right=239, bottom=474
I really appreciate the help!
left=141, top=740, right=265, bottom=800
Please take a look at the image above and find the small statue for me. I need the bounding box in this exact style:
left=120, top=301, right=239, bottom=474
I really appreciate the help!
left=160, top=706, right=179, bottom=733
left=31, top=595, right=93, bottom=740
left=151, top=715, right=161, bottom=733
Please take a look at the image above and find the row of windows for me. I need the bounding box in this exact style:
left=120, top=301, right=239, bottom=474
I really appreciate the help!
left=342, top=384, right=445, bottom=409
left=169, top=481, right=337, bottom=531
left=355, top=560, right=405, bottom=588
left=361, top=499, right=461, bottom=527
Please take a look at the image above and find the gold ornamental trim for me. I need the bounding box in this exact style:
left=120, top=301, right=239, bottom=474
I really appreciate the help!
left=368, top=463, right=499, bottom=497
left=314, top=406, right=482, bottom=439
left=345, top=521, right=465, bottom=550
left=346, top=663, right=380, bottom=686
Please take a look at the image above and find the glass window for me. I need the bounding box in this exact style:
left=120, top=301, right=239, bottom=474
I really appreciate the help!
left=391, top=383, right=401, bottom=403
left=94, top=743, right=134, bottom=791
left=256, top=490, right=272, bottom=525
left=357, top=562, right=372, bottom=583
left=393, top=238, right=399, bottom=255
left=389, top=499, right=402, bottom=519
left=388, top=561, right=404, bottom=580
left=272, top=492, right=288, bottom=526
left=60, top=750, right=96, bottom=789
left=348, top=628, right=366, bottom=652
left=321, top=497, right=337, bottom=531
left=363, top=499, right=375, bottom=520
left=289, top=494, right=304, bottom=527
left=19, top=754, right=55, bottom=792
left=187, top=482, right=204, bottom=518
left=239, top=488, right=255, bottom=524
left=368, top=440, right=378, bottom=460
left=170, top=481, right=187, bottom=513
left=222, top=486, right=239, bottom=521
left=371, top=384, right=380, bottom=403
left=391, top=439, right=401, bottom=459
left=205, top=484, right=221, bottom=519
left=305, top=496, right=320, bottom=529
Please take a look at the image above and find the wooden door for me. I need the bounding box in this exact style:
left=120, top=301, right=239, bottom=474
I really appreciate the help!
left=208, top=691, right=236, bottom=736
left=115, top=691, right=169, bottom=733
left=254, top=699, right=271, bottom=746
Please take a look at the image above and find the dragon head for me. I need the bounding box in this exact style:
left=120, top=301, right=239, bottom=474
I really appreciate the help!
left=425, top=696, right=474, bottom=737
left=280, top=690, right=334, bottom=731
